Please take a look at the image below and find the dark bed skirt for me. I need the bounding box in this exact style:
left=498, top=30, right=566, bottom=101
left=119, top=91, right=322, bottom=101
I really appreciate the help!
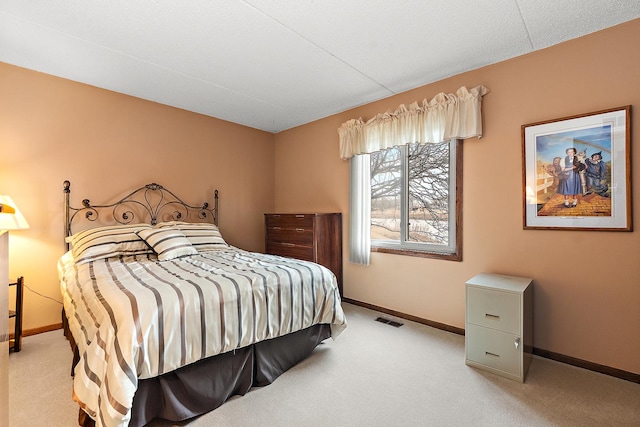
left=64, top=318, right=332, bottom=427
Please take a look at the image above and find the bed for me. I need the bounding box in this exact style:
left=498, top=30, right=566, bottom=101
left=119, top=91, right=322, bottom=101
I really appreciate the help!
left=58, top=181, right=347, bottom=427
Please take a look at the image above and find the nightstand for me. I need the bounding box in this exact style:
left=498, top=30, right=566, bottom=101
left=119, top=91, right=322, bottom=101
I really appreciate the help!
left=8, top=276, right=23, bottom=352
left=465, top=273, right=533, bottom=382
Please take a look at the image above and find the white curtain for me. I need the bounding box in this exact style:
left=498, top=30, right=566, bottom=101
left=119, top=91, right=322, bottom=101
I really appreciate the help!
left=338, top=85, right=489, bottom=160
left=349, top=154, right=370, bottom=265
left=341, top=85, right=488, bottom=265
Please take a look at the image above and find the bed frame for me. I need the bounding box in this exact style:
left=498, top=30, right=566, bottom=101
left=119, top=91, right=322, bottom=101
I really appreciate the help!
left=63, top=180, right=219, bottom=249
left=61, top=180, right=331, bottom=427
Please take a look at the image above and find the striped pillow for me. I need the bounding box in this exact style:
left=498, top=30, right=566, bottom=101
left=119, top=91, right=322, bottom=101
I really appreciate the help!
left=66, top=224, right=153, bottom=264
left=156, top=221, right=229, bottom=251
left=136, top=227, right=198, bottom=261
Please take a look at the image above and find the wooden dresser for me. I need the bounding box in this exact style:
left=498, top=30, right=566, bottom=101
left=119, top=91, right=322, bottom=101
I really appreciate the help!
left=265, top=213, right=342, bottom=296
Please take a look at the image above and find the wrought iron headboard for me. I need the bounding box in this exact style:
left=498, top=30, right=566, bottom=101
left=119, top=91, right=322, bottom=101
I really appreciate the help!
left=63, top=180, right=218, bottom=251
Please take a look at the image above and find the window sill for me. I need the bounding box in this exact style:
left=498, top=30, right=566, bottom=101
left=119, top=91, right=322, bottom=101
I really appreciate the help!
left=371, top=245, right=462, bottom=261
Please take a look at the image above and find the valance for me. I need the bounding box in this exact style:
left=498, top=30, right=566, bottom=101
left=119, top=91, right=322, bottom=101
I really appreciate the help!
left=338, top=85, right=489, bottom=159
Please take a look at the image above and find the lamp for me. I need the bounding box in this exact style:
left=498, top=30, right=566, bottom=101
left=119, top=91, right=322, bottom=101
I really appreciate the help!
left=0, top=196, right=29, bottom=232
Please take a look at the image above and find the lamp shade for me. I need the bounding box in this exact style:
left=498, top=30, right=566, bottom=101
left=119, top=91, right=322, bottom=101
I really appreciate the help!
left=0, top=195, right=29, bottom=231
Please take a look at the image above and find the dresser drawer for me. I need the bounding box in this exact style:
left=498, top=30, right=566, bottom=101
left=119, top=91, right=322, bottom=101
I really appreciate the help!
left=466, top=286, right=521, bottom=334
left=266, top=227, right=314, bottom=245
left=266, top=242, right=314, bottom=262
left=466, top=324, right=522, bottom=377
left=265, top=212, right=343, bottom=297
left=265, top=214, right=314, bottom=229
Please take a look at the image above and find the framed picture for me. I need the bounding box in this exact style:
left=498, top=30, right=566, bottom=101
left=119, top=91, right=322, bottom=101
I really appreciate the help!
left=522, top=106, right=631, bottom=231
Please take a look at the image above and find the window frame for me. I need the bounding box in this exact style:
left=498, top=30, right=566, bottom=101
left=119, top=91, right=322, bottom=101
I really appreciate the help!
left=370, top=139, right=463, bottom=261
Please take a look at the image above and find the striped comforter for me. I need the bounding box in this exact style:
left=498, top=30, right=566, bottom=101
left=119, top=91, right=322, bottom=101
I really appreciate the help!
left=58, top=247, right=347, bottom=427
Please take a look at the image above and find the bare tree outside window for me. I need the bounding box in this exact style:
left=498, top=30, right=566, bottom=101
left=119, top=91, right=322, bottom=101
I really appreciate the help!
left=407, top=142, right=450, bottom=244
left=370, top=140, right=460, bottom=259
left=370, top=146, right=402, bottom=241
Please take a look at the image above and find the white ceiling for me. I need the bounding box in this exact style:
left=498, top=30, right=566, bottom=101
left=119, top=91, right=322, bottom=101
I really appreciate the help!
left=1, top=1, right=638, bottom=133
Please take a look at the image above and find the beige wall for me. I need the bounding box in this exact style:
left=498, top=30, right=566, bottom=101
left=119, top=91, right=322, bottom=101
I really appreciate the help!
left=274, top=19, right=640, bottom=374
left=0, top=62, right=275, bottom=331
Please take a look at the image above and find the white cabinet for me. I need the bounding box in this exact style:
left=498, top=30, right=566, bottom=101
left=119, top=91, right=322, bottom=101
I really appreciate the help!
left=465, top=273, right=533, bottom=382
left=0, top=232, right=8, bottom=425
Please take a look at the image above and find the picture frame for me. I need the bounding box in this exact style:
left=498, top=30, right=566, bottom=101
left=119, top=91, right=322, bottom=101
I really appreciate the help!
left=522, top=106, right=631, bottom=231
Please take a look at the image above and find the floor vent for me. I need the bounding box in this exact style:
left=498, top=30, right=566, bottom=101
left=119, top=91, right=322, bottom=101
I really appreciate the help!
left=375, top=317, right=403, bottom=327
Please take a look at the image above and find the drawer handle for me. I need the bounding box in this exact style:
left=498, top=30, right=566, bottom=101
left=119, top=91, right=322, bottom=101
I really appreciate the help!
left=281, top=243, right=295, bottom=247
left=485, top=313, right=500, bottom=320
left=485, top=351, right=500, bottom=358
left=295, top=215, right=305, bottom=218
left=295, top=228, right=305, bottom=232
left=272, top=226, right=281, bottom=230
left=515, top=338, right=520, bottom=349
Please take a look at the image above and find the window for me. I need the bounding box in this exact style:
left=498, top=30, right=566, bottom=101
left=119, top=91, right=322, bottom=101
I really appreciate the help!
left=369, top=139, right=462, bottom=260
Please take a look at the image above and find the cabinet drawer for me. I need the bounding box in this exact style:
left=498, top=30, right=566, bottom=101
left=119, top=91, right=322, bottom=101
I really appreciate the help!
left=265, top=214, right=314, bottom=229
left=266, top=242, right=314, bottom=261
left=467, top=286, right=521, bottom=334
left=466, top=324, right=521, bottom=377
left=266, top=228, right=314, bottom=245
